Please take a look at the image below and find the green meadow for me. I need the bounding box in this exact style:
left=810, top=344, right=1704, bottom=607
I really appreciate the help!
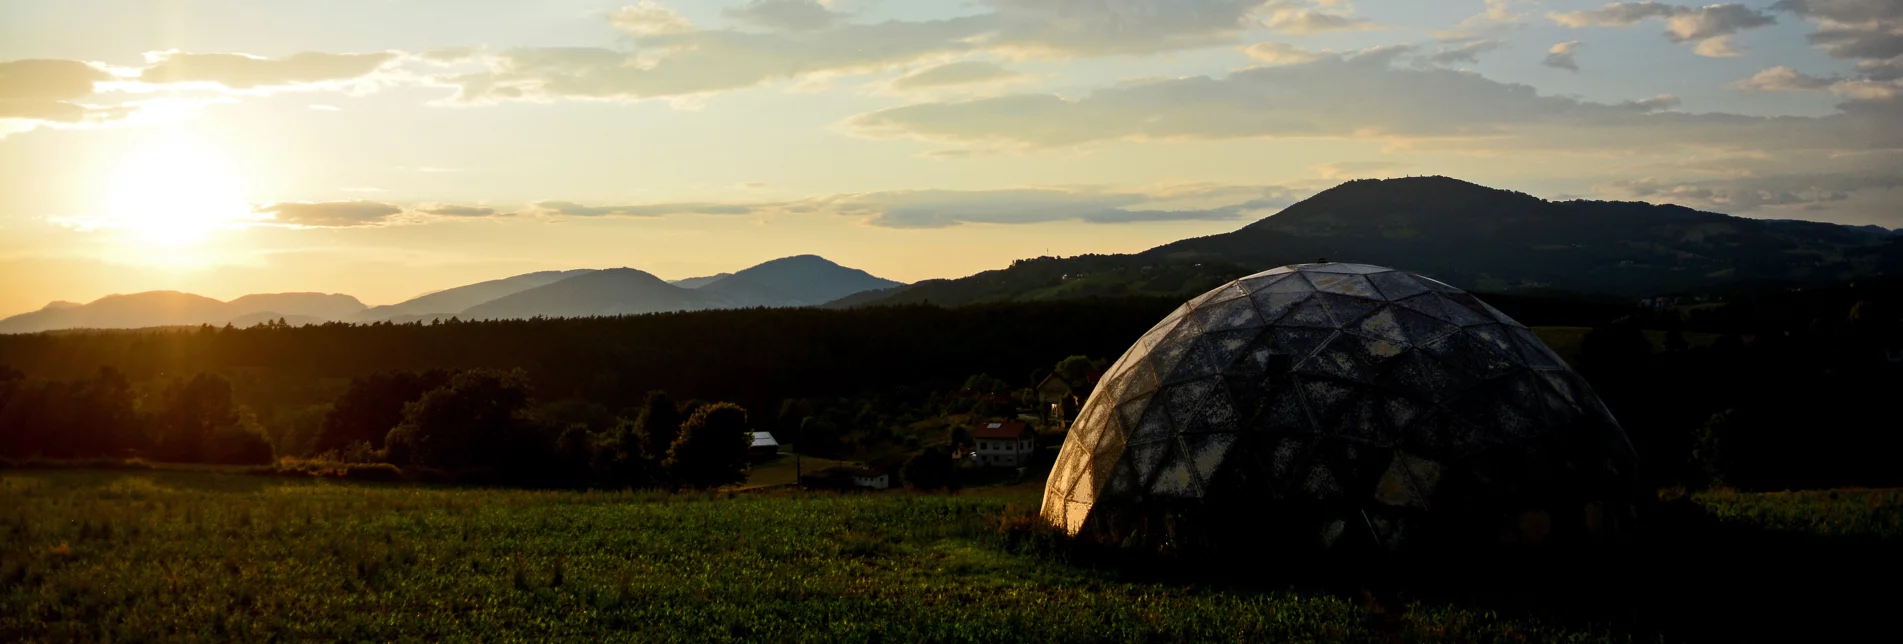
left=4, top=468, right=1899, bottom=642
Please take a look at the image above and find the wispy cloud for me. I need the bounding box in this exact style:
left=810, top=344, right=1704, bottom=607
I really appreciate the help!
left=1551, top=2, right=1776, bottom=57
left=257, top=201, right=405, bottom=227
left=1543, top=41, right=1582, bottom=71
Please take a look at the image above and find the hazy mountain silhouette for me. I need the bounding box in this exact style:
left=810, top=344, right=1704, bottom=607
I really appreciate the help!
left=0, top=291, right=367, bottom=334
left=6, top=257, right=906, bottom=332
left=700, top=255, right=904, bottom=307
left=668, top=273, right=733, bottom=289
left=226, top=293, right=366, bottom=320
left=865, top=176, right=1903, bottom=306
left=460, top=268, right=731, bottom=320
left=354, top=269, right=595, bottom=321
left=225, top=312, right=329, bottom=328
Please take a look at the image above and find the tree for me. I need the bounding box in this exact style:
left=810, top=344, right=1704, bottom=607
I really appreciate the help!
left=634, top=390, right=684, bottom=464
left=961, top=373, right=1009, bottom=395
left=152, top=373, right=272, bottom=464
left=154, top=373, right=238, bottom=461
left=1054, top=355, right=1094, bottom=387
left=947, top=425, right=972, bottom=453
left=316, top=370, right=450, bottom=454
left=1691, top=409, right=1734, bottom=488
left=902, top=447, right=956, bottom=491
left=385, top=368, right=537, bottom=471
left=663, top=402, right=752, bottom=489
left=798, top=415, right=844, bottom=458
left=592, top=416, right=650, bottom=488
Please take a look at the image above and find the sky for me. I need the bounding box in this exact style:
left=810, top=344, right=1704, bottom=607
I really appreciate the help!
left=0, top=0, right=1898, bottom=315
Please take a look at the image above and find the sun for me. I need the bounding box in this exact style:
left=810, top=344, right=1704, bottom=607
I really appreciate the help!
left=101, top=136, right=255, bottom=253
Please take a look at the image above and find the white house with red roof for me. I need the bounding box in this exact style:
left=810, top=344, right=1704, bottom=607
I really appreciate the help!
left=970, top=419, right=1036, bottom=467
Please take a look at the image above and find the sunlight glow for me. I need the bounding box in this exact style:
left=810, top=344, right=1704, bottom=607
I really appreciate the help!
left=100, top=135, right=255, bottom=252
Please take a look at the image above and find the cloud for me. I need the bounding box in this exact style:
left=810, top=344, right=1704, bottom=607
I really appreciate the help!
left=610, top=1, right=696, bottom=36
left=0, top=59, right=113, bottom=123
left=842, top=49, right=1686, bottom=148
left=533, top=200, right=762, bottom=217
left=257, top=201, right=404, bottom=227
left=1732, top=65, right=1902, bottom=100
left=446, top=20, right=984, bottom=103
left=1733, top=66, right=1841, bottom=91
left=984, top=0, right=1273, bottom=56
left=1423, top=38, right=1504, bottom=66
left=420, top=205, right=501, bottom=217
left=444, top=1, right=1283, bottom=103
left=890, top=61, right=1025, bottom=89
left=1551, top=2, right=1776, bottom=57
left=1260, top=1, right=1385, bottom=35
left=1244, top=42, right=1322, bottom=65
left=1312, top=161, right=1409, bottom=179
left=1543, top=41, right=1582, bottom=71
left=1594, top=173, right=1903, bottom=213
left=507, top=183, right=1299, bottom=228
left=1773, top=0, right=1903, bottom=86
left=810, top=184, right=1295, bottom=228
left=723, top=0, right=844, bottom=32
left=137, top=51, right=399, bottom=89
left=841, top=48, right=1903, bottom=154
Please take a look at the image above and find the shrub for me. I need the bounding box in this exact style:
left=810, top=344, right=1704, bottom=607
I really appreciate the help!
left=662, top=403, right=751, bottom=489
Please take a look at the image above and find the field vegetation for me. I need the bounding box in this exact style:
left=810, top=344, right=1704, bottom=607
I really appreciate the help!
left=4, top=468, right=1899, bottom=642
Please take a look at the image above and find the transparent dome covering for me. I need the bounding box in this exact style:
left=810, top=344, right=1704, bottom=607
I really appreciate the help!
left=1040, top=263, right=1641, bottom=551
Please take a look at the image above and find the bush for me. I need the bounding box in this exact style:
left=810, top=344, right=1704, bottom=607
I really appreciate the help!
left=384, top=369, right=539, bottom=472
left=902, top=447, right=956, bottom=491
left=662, top=403, right=751, bottom=489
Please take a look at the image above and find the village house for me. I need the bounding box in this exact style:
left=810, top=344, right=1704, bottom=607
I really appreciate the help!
left=749, top=431, right=780, bottom=461
left=970, top=419, right=1036, bottom=467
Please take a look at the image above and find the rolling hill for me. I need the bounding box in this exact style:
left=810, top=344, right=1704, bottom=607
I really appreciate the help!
left=859, top=176, right=1903, bottom=307
left=699, top=255, right=905, bottom=307
left=668, top=273, right=733, bottom=289
left=0, top=291, right=368, bottom=334
left=459, top=268, right=732, bottom=319
left=353, top=269, right=596, bottom=321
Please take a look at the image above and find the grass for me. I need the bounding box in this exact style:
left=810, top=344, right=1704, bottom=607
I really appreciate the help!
left=1694, top=487, right=1903, bottom=539
left=735, top=453, right=859, bottom=489
left=0, top=468, right=1643, bottom=642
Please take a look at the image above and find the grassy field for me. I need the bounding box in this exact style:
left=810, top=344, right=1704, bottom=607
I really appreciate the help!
left=3, top=468, right=1898, bottom=642
left=0, top=468, right=1637, bottom=642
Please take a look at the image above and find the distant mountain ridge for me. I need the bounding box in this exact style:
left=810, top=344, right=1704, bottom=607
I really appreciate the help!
left=698, top=255, right=904, bottom=308
left=0, top=291, right=367, bottom=334
left=3, top=256, right=908, bottom=333
left=667, top=273, right=733, bottom=289
left=461, top=268, right=729, bottom=319
left=856, top=176, right=1903, bottom=307
left=354, top=269, right=596, bottom=321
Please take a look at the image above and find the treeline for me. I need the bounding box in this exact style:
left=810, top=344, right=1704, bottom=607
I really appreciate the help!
left=0, top=367, right=272, bottom=464
left=0, top=365, right=759, bottom=488
left=3, top=283, right=1899, bottom=490
left=0, top=299, right=1182, bottom=420
left=1579, top=280, right=1903, bottom=488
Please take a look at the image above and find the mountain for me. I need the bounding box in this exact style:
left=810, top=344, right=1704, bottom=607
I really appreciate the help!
left=822, top=286, right=911, bottom=309
left=226, top=293, right=366, bottom=320
left=669, top=273, right=733, bottom=289
left=226, top=312, right=329, bottom=328
left=0, top=291, right=367, bottom=334
left=699, top=255, right=905, bottom=307
left=865, top=176, right=1903, bottom=306
left=460, top=268, right=731, bottom=320
left=354, top=269, right=595, bottom=321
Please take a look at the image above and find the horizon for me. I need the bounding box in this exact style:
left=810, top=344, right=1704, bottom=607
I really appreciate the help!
left=5, top=1, right=1900, bottom=316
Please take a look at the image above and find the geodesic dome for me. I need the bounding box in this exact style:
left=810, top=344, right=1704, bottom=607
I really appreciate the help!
left=1041, top=263, right=1641, bottom=552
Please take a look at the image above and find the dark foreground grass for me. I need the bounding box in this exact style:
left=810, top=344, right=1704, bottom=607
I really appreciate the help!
left=0, top=469, right=1629, bottom=643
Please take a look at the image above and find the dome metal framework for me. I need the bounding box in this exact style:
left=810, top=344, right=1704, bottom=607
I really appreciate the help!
left=1041, top=263, right=1640, bottom=550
